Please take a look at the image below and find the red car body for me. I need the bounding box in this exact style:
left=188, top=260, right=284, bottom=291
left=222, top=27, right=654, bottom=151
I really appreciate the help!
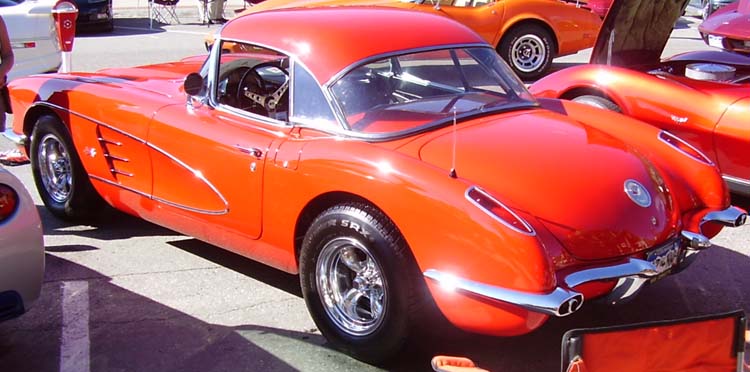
left=531, top=0, right=750, bottom=196
left=7, top=6, right=747, bottom=363
left=699, top=0, right=750, bottom=54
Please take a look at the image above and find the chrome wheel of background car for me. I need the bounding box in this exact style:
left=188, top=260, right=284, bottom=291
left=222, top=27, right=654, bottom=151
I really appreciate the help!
left=316, top=237, right=386, bottom=336
left=37, top=133, right=72, bottom=204
left=30, top=115, right=106, bottom=221
left=572, top=95, right=622, bottom=113
left=299, top=202, right=424, bottom=363
left=499, top=24, right=554, bottom=81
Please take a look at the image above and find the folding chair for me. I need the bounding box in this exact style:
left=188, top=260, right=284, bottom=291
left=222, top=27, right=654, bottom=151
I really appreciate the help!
left=561, top=310, right=747, bottom=372
left=148, top=0, right=181, bottom=29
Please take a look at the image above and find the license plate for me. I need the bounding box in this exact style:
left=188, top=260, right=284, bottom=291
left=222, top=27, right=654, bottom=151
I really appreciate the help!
left=708, top=35, right=724, bottom=48
left=646, top=240, right=681, bottom=274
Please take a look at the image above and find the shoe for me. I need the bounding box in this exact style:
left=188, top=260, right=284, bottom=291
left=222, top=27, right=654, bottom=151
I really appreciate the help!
left=209, top=18, right=228, bottom=24
left=0, top=149, right=30, bottom=166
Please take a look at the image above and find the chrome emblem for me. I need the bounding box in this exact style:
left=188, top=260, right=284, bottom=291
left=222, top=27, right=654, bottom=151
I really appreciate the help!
left=624, top=180, right=651, bottom=208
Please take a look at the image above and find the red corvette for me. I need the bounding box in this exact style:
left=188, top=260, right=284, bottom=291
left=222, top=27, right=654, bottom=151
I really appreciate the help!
left=699, top=0, right=750, bottom=54
left=531, top=0, right=750, bottom=196
left=7, top=6, right=747, bottom=363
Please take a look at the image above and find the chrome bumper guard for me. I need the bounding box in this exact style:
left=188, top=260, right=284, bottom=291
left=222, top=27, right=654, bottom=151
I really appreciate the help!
left=701, top=206, right=747, bottom=228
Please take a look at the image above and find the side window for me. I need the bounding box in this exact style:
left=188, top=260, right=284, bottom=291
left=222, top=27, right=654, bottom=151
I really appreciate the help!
left=291, top=64, right=339, bottom=129
left=215, top=41, right=290, bottom=122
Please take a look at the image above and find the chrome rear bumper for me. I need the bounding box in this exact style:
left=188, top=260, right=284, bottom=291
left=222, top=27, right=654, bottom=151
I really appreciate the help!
left=424, top=207, right=748, bottom=318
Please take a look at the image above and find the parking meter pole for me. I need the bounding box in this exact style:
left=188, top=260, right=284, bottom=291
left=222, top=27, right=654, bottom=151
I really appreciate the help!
left=52, top=1, right=78, bottom=73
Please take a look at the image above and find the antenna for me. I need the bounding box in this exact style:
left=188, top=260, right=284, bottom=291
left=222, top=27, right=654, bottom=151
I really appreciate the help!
left=449, top=107, right=457, bottom=178
left=607, top=29, right=615, bottom=66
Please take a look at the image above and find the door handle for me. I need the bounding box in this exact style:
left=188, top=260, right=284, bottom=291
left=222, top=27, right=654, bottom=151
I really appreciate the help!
left=234, top=145, right=264, bottom=159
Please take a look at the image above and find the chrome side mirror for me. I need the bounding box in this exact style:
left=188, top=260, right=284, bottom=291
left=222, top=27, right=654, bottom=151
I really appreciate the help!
left=184, top=72, right=203, bottom=96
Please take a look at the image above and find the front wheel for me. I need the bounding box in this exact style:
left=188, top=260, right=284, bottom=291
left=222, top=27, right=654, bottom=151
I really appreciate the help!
left=299, top=203, right=421, bottom=364
left=498, top=24, right=555, bottom=81
left=30, top=115, right=104, bottom=220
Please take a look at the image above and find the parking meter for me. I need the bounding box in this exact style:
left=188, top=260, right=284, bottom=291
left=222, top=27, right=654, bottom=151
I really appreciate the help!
left=52, top=0, right=78, bottom=72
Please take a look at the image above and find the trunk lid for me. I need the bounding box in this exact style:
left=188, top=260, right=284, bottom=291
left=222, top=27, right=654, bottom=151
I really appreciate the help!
left=417, top=109, right=677, bottom=260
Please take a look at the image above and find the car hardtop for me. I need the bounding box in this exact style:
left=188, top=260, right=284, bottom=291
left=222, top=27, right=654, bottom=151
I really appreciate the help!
left=219, top=6, right=486, bottom=84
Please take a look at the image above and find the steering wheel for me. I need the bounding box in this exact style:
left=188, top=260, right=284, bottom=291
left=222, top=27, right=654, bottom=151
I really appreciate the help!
left=238, top=60, right=290, bottom=116
left=236, top=67, right=269, bottom=116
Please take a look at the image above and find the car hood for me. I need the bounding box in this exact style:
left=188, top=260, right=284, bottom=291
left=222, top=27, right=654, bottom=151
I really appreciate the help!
left=699, top=0, right=750, bottom=39
left=590, top=0, right=690, bottom=67
left=417, top=109, right=677, bottom=261
left=65, top=59, right=204, bottom=98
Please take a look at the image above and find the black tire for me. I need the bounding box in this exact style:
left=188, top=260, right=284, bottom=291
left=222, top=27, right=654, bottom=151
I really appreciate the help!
left=572, top=95, right=622, bottom=113
left=30, top=115, right=104, bottom=220
left=299, top=203, right=421, bottom=364
left=498, top=24, right=555, bottom=81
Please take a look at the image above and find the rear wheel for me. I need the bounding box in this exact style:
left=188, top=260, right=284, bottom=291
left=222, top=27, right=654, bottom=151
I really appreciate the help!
left=498, top=24, right=555, bottom=81
left=30, top=115, right=104, bottom=220
left=572, top=95, right=621, bottom=113
left=299, top=203, right=421, bottom=364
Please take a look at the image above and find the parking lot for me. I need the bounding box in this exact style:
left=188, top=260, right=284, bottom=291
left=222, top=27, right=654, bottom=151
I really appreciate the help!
left=0, top=13, right=748, bottom=372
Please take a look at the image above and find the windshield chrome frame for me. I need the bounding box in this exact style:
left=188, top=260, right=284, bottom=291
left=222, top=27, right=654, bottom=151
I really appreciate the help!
left=323, top=43, right=539, bottom=141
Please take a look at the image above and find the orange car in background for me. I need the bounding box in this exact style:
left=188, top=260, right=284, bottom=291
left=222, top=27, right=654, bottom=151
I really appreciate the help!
left=226, top=0, right=603, bottom=80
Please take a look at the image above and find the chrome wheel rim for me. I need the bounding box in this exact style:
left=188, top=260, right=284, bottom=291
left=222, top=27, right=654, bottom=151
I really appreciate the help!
left=37, top=133, right=72, bottom=203
left=316, top=237, right=386, bottom=336
left=511, top=34, right=547, bottom=73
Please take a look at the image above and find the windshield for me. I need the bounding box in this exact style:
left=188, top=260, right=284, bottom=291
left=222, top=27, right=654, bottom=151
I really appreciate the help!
left=329, top=47, right=536, bottom=136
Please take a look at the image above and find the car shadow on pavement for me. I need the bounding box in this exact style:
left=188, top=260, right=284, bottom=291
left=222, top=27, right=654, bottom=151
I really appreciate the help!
left=0, top=255, right=385, bottom=372
left=38, top=205, right=182, bottom=240
left=168, top=237, right=303, bottom=298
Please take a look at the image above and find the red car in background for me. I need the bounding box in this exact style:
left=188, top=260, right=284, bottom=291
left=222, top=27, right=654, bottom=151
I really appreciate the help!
left=699, top=0, right=750, bottom=54
left=531, top=0, right=750, bottom=196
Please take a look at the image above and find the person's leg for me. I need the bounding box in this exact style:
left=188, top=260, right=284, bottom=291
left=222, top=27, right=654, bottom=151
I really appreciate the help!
left=209, top=0, right=226, bottom=22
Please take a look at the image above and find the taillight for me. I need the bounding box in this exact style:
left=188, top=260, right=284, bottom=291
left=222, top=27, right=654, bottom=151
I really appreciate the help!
left=659, top=131, right=713, bottom=165
left=466, top=186, right=535, bottom=235
left=0, top=184, right=19, bottom=222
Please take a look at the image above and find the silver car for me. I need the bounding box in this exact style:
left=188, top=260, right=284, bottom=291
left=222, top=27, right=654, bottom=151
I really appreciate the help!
left=1, top=0, right=62, bottom=80
left=0, top=165, right=44, bottom=321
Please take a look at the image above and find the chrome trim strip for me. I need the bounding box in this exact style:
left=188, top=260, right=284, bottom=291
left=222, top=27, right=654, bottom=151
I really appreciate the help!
left=464, top=186, right=536, bottom=236
left=723, top=175, right=750, bottom=195
left=33, top=102, right=149, bottom=144
left=658, top=130, right=714, bottom=165
left=564, top=258, right=658, bottom=288
left=90, top=175, right=228, bottom=215
left=700, top=206, right=748, bottom=228
left=147, top=142, right=230, bottom=214
left=34, top=102, right=230, bottom=215
left=423, top=269, right=584, bottom=317
left=98, top=137, right=123, bottom=146
left=110, top=169, right=133, bottom=177
left=104, top=154, right=129, bottom=162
